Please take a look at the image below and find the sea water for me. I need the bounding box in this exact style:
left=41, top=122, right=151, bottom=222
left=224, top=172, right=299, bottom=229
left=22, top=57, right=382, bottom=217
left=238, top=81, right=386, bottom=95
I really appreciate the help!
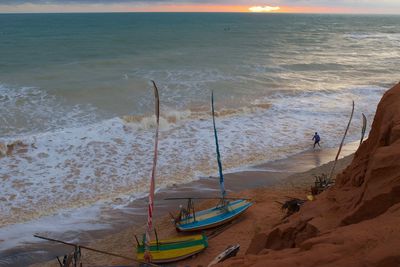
left=0, top=12, right=399, bottom=254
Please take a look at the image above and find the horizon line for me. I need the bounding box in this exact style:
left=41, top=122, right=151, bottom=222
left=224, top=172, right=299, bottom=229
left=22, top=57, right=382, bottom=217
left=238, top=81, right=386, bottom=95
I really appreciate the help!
left=1, top=11, right=399, bottom=15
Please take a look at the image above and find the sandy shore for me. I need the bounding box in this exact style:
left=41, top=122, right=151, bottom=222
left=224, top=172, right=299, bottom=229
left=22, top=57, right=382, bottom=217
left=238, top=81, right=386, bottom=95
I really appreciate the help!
left=27, top=142, right=357, bottom=267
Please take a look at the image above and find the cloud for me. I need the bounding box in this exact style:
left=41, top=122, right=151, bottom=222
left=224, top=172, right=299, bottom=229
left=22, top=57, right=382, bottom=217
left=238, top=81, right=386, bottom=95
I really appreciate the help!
left=249, top=5, right=280, bottom=12
left=0, top=0, right=225, bottom=3
left=0, top=0, right=400, bottom=13
left=276, top=0, right=400, bottom=8
left=1, top=0, right=400, bottom=6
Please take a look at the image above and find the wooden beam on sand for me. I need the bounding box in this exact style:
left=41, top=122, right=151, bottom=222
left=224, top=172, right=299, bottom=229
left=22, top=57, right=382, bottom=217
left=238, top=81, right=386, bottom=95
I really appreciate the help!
left=33, top=234, right=159, bottom=267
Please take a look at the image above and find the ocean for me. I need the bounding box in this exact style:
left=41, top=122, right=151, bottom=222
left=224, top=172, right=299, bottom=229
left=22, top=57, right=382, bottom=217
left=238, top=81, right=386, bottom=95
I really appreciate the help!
left=0, top=12, right=399, bottom=264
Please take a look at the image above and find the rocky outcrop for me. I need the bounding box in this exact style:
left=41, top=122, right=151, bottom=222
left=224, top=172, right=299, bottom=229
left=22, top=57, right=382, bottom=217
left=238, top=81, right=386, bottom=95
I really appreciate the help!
left=223, top=82, right=400, bottom=267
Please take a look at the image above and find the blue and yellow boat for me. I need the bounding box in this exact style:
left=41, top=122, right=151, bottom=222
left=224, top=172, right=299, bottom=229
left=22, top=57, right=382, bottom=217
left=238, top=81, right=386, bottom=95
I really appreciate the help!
left=168, top=91, right=253, bottom=232
left=175, top=199, right=252, bottom=232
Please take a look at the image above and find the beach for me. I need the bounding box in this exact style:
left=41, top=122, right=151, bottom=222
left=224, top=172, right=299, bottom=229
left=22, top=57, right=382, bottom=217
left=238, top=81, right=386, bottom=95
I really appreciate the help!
left=27, top=142, right=357, bottom=267
left=1, top=13, right=399, bottom=267
left=28, top=80, right=400, bottom=267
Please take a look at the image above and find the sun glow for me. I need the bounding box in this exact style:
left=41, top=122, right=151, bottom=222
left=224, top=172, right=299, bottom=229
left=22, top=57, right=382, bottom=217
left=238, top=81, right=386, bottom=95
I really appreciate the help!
left=249, top=6, right=280, bottom=12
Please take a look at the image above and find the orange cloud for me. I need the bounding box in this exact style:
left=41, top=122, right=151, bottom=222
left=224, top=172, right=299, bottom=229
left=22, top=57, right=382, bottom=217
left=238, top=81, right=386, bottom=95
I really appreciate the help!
left=249, top=6, right=281, bottom=12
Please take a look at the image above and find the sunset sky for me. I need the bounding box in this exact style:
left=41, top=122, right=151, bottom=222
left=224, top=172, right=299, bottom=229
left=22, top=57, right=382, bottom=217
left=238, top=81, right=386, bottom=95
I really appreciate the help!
left=0, top=0, right=400, bottom=14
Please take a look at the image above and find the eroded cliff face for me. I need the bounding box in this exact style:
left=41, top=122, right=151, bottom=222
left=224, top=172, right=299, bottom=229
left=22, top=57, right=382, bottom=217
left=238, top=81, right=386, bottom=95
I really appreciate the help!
left=336, top=83, right=400, bottom=226
left=223, top=82, right=400, bottom=267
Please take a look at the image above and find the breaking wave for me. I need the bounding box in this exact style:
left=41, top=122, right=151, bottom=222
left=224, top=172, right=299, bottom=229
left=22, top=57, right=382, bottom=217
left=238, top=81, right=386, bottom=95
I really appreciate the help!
left=0, top=84, right=386, bottom=229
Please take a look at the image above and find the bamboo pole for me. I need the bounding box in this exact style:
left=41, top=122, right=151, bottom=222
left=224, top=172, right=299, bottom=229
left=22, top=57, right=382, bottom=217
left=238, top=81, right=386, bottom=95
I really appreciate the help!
left=164, top=197, right=251, bottom=201
left=328, top=100, right=355, bottom=182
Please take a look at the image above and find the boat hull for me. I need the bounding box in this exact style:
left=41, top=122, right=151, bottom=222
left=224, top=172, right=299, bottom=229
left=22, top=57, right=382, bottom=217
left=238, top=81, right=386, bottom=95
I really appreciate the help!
left=136, top=233, right=208, bottom=263
left=176, top=199, right=252, bottom=232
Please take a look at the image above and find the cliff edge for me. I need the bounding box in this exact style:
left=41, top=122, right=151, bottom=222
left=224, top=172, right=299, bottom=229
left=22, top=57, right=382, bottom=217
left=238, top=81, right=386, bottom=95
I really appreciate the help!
left=222, top=82, right=400, bottom=267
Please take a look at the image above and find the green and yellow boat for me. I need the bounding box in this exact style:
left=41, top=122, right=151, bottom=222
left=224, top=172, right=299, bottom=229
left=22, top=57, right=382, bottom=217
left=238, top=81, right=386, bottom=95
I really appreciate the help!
left=135, top=81, right=208, bottom=264
left=136, top=233, right=208, bottom=263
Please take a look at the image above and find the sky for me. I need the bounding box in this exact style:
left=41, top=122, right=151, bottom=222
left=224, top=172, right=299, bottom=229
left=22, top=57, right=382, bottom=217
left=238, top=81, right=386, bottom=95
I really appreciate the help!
left=0, top=0, right=400, bottom=14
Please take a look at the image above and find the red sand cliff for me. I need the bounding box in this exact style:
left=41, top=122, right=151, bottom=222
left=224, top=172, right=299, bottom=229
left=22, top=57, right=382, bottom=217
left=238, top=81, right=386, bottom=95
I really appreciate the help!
left=223, top=82, right=400, bottom=267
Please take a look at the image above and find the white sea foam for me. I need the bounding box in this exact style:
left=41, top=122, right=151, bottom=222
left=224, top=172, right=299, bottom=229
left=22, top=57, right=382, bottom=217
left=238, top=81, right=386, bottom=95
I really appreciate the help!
left=0, top=85, right=386, bottom=232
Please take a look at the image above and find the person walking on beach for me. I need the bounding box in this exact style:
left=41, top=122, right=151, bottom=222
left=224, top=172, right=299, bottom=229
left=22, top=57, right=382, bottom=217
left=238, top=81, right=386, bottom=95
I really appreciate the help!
left=312, top=132, right=321, bottom=149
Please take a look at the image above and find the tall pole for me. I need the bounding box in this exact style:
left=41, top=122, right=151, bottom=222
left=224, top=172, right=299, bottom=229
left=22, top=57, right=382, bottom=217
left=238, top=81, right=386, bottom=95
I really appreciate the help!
left=145, top=81, right=160, bottom=262
left=211, top=91, right=226, bottom=201
left=328, top=100, right=355, bottom=182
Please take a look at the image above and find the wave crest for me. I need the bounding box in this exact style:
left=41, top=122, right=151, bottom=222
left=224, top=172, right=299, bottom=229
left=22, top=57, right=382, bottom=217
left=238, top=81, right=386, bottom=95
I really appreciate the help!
left=121, top=102, right=271, bottom=129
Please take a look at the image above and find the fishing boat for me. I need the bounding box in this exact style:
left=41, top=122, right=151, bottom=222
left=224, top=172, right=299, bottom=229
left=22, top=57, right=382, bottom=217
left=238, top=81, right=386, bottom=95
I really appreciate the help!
left=136, top=233, right=208, bottom=263
left=135, top=81, right=208, bottom=264
left=167, top=91, right=252, bottom=232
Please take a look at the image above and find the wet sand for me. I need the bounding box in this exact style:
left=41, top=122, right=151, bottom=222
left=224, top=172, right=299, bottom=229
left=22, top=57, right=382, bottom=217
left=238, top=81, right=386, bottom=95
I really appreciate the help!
left=22, top=142, right=358, bottom=267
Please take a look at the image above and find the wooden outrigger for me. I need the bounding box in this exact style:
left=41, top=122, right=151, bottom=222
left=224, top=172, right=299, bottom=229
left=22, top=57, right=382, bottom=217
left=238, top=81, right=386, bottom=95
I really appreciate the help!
left=167, top=91, right=252, bottom=232
left=135, top=81, right=208, bottom=263
left=33, top=234, right=156, bottom=267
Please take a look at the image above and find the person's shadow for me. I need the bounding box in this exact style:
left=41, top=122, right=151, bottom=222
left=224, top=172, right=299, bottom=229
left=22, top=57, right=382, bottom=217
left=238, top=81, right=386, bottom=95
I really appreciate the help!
left=312, top=149, right=321, bottom=167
